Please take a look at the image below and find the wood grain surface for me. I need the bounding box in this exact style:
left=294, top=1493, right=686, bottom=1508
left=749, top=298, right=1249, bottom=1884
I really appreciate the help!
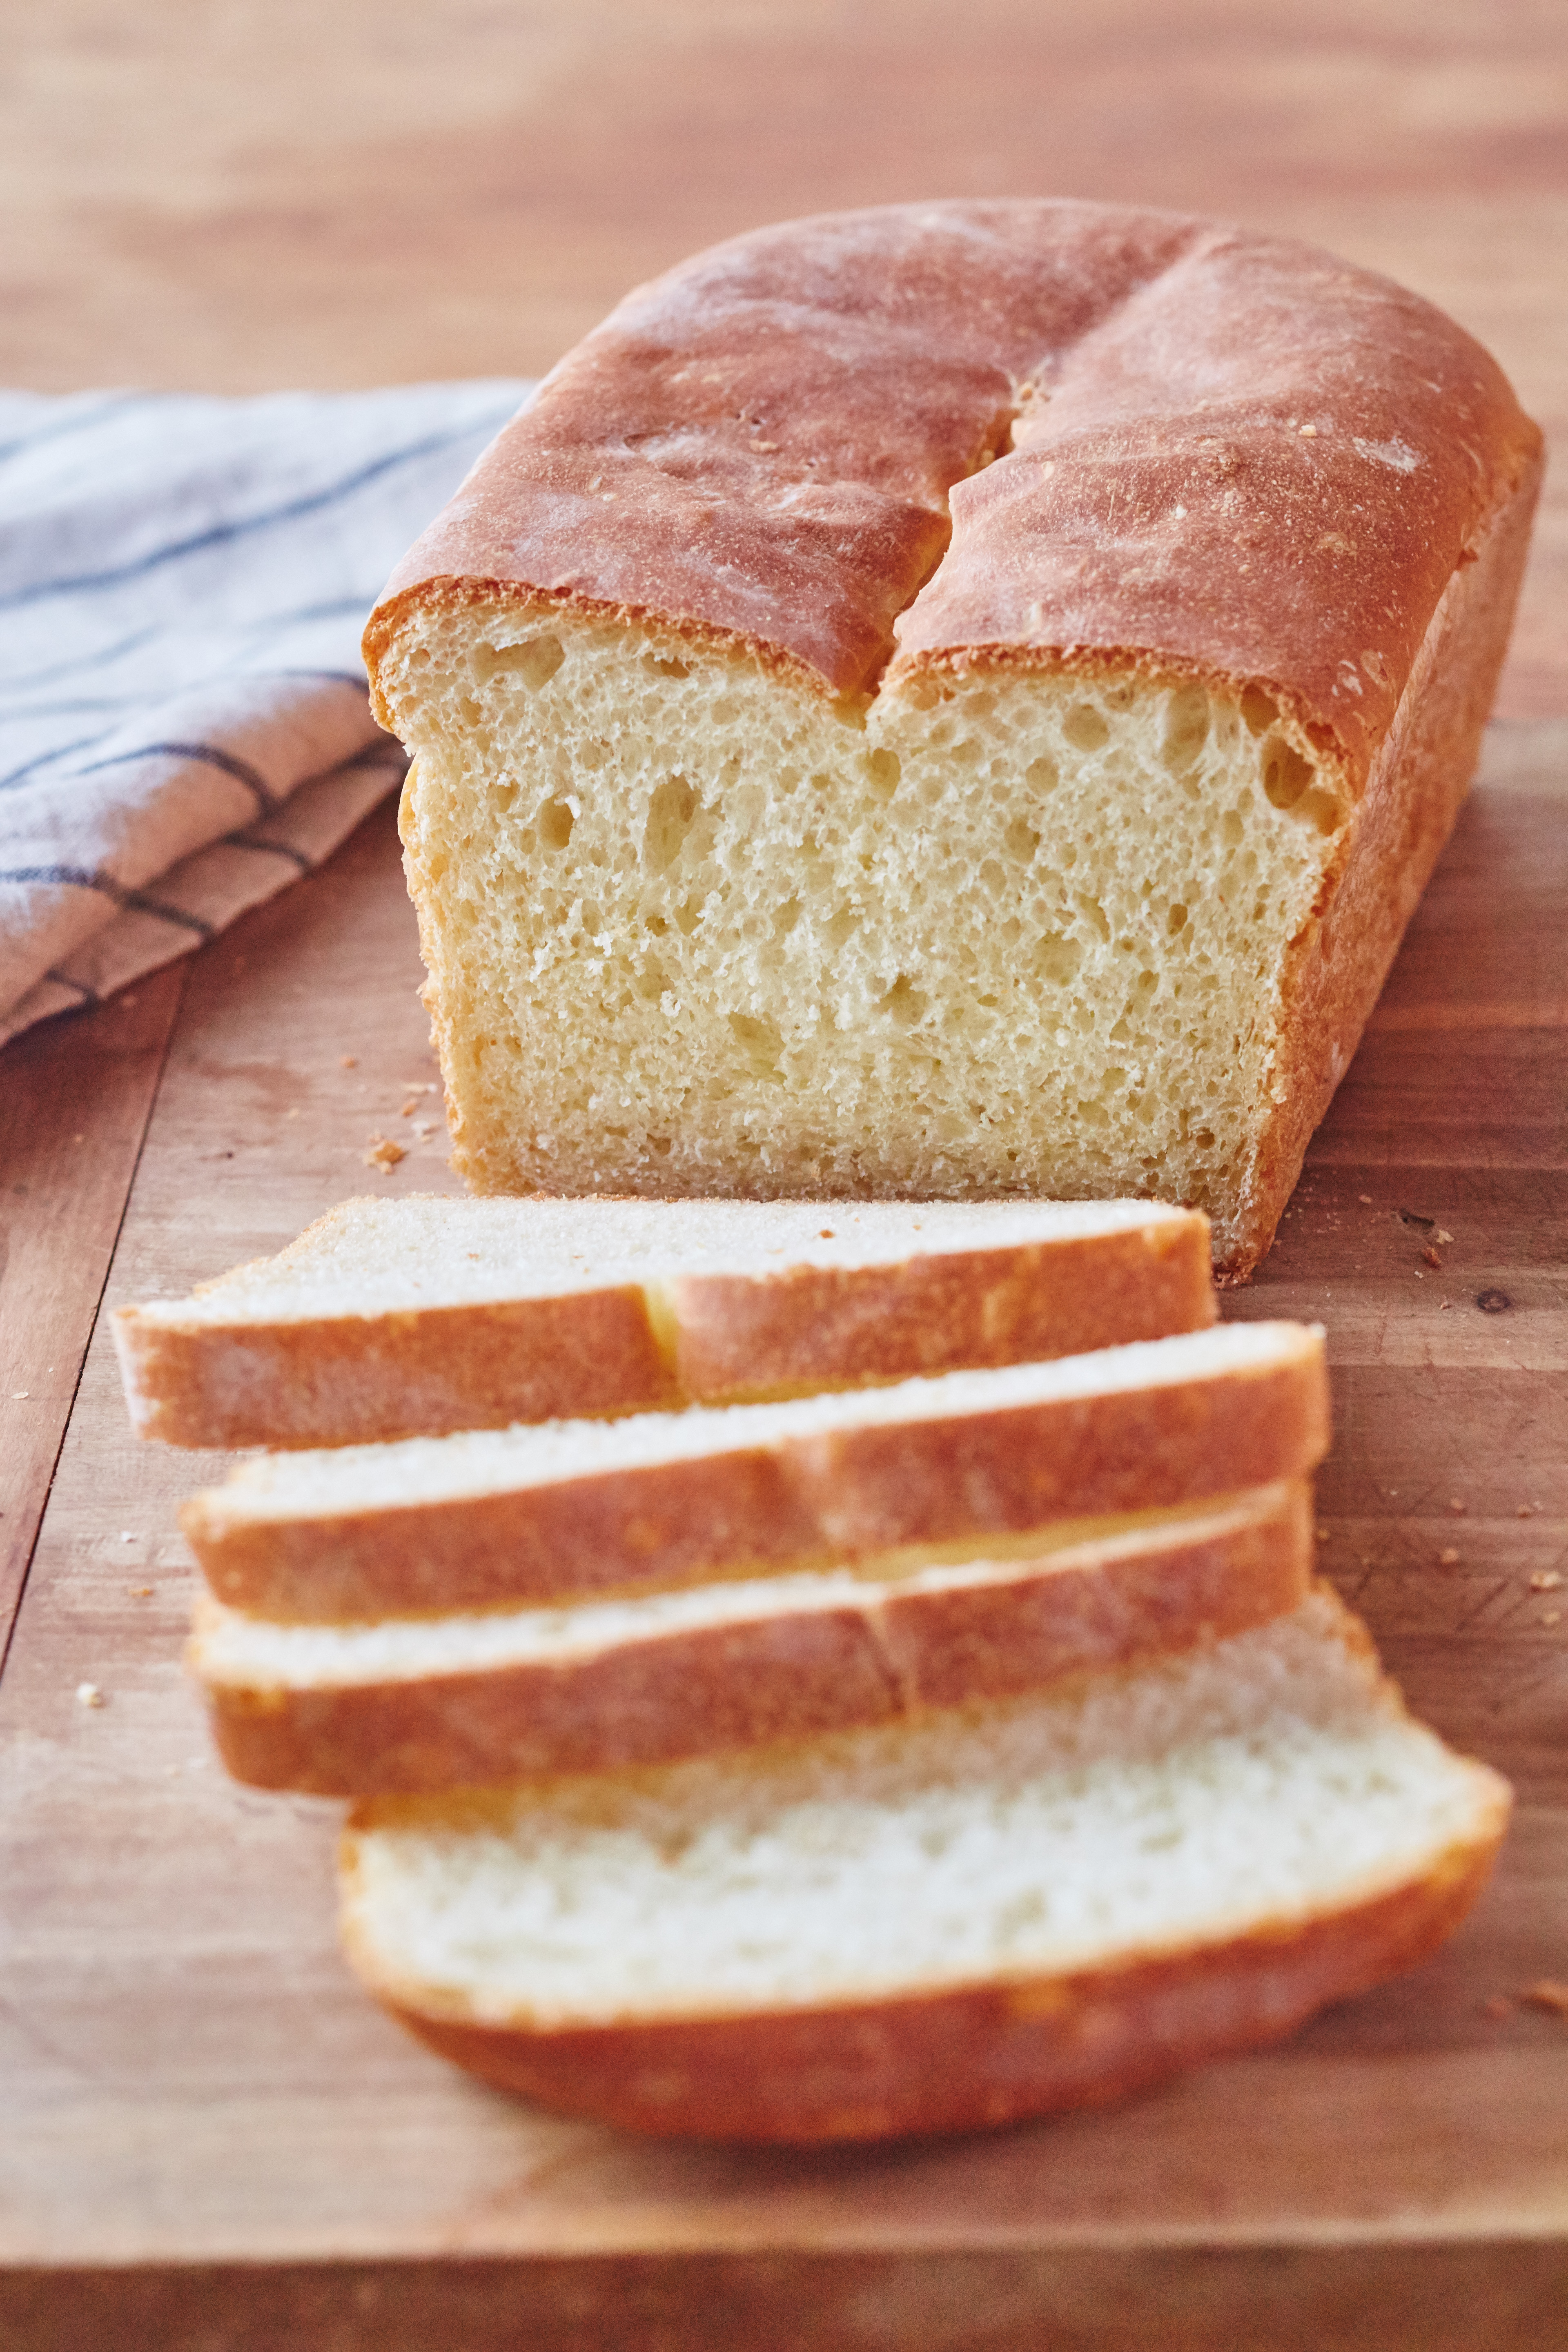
left=1, top=3, right=1565, bottom=2344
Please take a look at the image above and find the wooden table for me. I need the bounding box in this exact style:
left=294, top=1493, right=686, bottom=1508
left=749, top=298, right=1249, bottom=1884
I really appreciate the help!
left=2, top=5, right=1565, bottom=2344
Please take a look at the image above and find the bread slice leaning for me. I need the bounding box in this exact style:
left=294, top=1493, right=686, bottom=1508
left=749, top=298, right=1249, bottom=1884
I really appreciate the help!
left=182, top=1320, right=1328, bottom=1620
left=341, top=1588, right=1509, bottom=2143
left=193, top=1482, right=1312, bottom=1793
left=114, top=1194, right=1212, bottom=1450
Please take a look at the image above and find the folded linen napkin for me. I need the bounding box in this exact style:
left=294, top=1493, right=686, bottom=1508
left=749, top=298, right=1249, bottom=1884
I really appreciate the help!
left=0, top=380, right=530, bottom=1049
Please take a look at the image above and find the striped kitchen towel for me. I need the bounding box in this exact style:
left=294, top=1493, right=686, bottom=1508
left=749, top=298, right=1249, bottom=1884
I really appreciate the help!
left=0, top=379, right=530, bottom=1049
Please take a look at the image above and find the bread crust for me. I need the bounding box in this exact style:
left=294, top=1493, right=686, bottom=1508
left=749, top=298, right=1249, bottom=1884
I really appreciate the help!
left=113, top=1207, right=1213, bottom=1450
left=1221, top=453, right=1544, bottom=1276
left=113, top=1284, right=675, bottom=1451
left=182, top=1328, right=1328, bottom=1619
left=365, top=202, right=1538, bottom=771
left=349, top=1815, right=1506, bottom=2144
left=196, top=1485, right=1312, bottom=1793
left=670, top=1216, right=1214, bottom=1401
left=363, top=201, right=1540, bottom=1280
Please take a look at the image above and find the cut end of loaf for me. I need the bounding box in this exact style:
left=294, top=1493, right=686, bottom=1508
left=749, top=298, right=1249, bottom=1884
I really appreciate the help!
left=384, top=604, right=1344, bottom=1273
left=339, top=1591, right=1509, bottom=2140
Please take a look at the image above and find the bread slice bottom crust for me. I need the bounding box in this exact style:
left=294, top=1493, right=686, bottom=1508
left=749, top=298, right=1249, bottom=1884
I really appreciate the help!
left=379, top=1834, right=1496, bottom=2144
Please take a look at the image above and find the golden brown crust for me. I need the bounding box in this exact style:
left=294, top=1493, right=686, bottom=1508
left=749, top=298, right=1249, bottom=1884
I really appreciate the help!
left=198, top=1486, right=1311, bottom=1794
left=671, top=1216, right=1215, bottom=1402
left=1216, top=451, right=1545, bottom=1278
left=113, top=1286, right=675, bottom=1451
left=114, top=1208, right=1213, bottom=1451
left=365, top=200, right=1539, bottom=771
left=358, top=1821, right=1505, bottom=2143
left=182, top=1331, right=1328, bottom=1619
left=797, top=1345, right=1325, bottom=1559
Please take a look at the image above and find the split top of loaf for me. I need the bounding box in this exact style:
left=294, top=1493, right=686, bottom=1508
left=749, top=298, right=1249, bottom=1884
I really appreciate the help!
left=368, top=200, right=1534, bottom=758
left=365, top=201, right=1540, bottom=1272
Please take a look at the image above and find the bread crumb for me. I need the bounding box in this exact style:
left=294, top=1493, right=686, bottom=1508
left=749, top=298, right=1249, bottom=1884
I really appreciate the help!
left=1422, top=1245, right=1443, bottom=1270
left=1530, top=1571, right=1563, bottom=1592
left=1481, top=1994, right=1514, bottom=2020
left=1523, top=1981, right=1568, bottom=2019
left=1448, top=1499, right=1466, bottom=1515
left=1314, top=1526, right=1330, bottom=1544
left=1438, top=1548, right=1460, bottom=1566
left=1359, top=1194, right=1373, bottom=1205
left=131, top=1585, right=153, bottom=1598
left=1435, top=1228, right=1454, bottom=1245
left=1518, top=1504, right=1535, bottom=1519
left=76, top=1682, right=105, bottom=1708
left=413, top=1120, right=438, bottom=1140
left=340, top=1054, right=358, bottom=1068
left=1298, top=422, right=1318, bottom=437
left=363, top=1136, right=406, bottom=1172
left=11, top=1391, right=29, bottom=1400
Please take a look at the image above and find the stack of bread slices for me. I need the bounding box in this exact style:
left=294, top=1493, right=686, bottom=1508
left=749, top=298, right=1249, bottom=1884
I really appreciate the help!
left=117, top=1195, right=1509, bottom=2144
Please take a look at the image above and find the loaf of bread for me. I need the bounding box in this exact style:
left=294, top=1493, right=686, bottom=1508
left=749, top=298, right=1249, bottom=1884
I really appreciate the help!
left=113, top=1192, right=1212, bottom=1450
left=363, top=200, right=1541, bottom=1277
left=193, top=1481, right=1312, bottom=1792
left=180, top=1319, right=1329, bottom=1620
left=340, top=1588, right=1509, bottom=2142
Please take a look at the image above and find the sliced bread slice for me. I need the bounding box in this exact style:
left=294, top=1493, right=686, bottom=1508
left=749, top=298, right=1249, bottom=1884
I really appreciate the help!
left=341, top=1587, right=1510, bottom=2143
left=182, top=1320, right=1328, bottom=1620
left=194, top=1482, right=1311, bottom=1793
left=114, top=1194, right=1213, bottom=1449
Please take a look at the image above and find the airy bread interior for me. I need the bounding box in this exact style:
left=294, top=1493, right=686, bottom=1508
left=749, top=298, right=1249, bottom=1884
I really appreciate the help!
left=341, top=1590, right=1504, bottom=2029
left=388, top=605, right=1343, bottom=1269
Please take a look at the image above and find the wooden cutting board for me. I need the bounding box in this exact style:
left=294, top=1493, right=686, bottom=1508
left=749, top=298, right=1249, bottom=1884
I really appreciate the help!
left=2, top=5, right=1566, bottom=2340
left=0, top=721, right=1564, bottom=2350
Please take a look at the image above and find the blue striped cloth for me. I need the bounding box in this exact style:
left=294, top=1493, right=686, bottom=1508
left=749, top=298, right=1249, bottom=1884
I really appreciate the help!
left=0, top=380, right=530, bottom=1047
